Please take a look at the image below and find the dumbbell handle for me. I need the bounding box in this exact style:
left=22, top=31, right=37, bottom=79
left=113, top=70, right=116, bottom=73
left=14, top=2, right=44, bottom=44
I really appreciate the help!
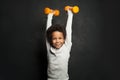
left=65, top=6, right=80, bottom=13
left=44, top=7, right=60, bottom=16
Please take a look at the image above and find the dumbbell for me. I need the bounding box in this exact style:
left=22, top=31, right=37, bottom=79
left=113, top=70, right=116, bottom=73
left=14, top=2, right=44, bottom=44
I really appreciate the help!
left=44, top=7, right=60, bottom=16
left=64, top=6, right=80, bottom=13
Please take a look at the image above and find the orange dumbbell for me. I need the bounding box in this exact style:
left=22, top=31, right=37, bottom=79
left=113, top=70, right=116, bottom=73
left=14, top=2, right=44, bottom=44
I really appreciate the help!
left=64, top=6, right=80, bottom=13
left=44, top=7, right=60, bottom=16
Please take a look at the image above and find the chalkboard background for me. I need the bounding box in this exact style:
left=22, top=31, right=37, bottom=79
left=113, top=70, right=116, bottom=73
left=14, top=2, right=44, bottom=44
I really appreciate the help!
left=0, top=0, right=118, bottom=80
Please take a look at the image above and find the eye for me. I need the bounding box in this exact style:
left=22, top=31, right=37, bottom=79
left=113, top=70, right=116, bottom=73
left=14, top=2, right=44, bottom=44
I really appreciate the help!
left=52, top=37, right=57, bottom=40
left=52, top=38, right=56, bottom=40
left=59, top=37, right=63, bottom=40
left=59, top=37, right=61, bottom=39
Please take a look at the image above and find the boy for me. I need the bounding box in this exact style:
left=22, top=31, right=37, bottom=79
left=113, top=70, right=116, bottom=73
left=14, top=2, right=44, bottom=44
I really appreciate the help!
left=46, top=9, right=73, bottom=80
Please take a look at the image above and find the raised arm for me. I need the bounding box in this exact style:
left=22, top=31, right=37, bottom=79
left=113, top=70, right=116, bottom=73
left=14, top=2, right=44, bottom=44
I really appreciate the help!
left=65, top=10, right=73, bottom=45
left=44, top=8, right=60, bottom=50
left=46, top=13, right=54, bottom=50
left=65, top=5, right=79, bottom=46
left=45, top=7, right=59, bottom=30
left=46, top=13, right=54, bottom=30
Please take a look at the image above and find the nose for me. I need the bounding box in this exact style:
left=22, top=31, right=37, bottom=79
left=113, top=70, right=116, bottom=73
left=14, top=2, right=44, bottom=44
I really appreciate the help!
left=56, top=39, right=59, bottom=43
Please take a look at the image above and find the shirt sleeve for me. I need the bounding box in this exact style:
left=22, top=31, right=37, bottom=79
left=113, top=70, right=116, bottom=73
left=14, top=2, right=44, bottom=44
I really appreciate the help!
left=46, top=13, right=54, bottom=51
left=65, top=10, right=73, bottom=46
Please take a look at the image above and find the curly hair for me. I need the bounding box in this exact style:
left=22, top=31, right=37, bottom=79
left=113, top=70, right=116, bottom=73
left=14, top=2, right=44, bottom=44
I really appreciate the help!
left=46, top=24, right=66, bottom=46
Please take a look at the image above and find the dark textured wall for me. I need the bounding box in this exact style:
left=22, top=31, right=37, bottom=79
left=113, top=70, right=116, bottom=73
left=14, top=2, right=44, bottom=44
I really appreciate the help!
left=0, top=0, right=117, bottom=80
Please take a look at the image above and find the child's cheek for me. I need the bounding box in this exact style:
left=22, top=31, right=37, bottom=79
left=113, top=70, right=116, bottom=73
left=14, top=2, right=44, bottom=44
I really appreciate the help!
left=52, top=39, right=56, bottom=44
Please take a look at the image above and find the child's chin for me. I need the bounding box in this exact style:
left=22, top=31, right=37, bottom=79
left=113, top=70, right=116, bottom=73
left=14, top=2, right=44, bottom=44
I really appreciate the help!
left=55, top=47, right=61, bottom=49
left=52, top=44, right=63, bottom=49
left=55, top=46, right=62, bottom=49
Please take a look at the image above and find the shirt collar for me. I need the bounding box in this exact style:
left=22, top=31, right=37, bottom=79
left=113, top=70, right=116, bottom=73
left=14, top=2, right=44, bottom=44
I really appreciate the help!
left=50, top=44, right=65, bottom=54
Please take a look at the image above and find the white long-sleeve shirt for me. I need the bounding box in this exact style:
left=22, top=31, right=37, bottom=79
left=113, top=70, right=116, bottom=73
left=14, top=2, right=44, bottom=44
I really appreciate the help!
left=46, top=10, right=73, bottom=80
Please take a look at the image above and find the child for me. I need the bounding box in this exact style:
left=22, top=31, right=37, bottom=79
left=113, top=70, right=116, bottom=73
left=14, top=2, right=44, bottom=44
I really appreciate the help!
left=46, top=9, right=73, bottom=80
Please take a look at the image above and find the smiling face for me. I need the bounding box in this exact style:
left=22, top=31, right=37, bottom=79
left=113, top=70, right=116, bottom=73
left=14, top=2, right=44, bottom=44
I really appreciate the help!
left=51, top=31, right=65, bottom=49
